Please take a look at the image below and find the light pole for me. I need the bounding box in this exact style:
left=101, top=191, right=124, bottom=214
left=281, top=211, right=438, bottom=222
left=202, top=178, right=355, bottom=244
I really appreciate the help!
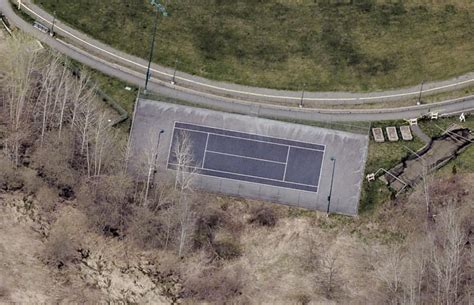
left=327, top=157, right=336, bottom=215
left=144, top=0, right=168, bottom=94
left=417, top=80, right=424, bottom=105
left=299, top=83, right=306, bottom=108
left=50, top=11, right=56, bottom=37
left=171, top=58, right=179, bottom=85
left=151, top=129, right=165, bottom=185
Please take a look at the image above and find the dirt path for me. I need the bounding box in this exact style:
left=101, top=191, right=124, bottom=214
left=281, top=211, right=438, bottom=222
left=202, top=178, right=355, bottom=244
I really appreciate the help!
left=411, top=125, right=431, bottom=144
left=387, top=128, right=473, bottom=192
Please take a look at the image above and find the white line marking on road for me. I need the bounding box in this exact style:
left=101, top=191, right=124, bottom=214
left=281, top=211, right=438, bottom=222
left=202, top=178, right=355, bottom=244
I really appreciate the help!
left=53, top=39, right=474, bottom=117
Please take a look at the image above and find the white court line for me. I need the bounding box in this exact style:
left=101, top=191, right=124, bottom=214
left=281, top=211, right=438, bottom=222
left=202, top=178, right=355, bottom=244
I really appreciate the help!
left=168, top=163, right=319, bottom=193
left=282, top=146, right=291, bottom=181
left=201, top=133, right=209, bottom=167
left=168, top=162, right=318, bottom=189
left=176, top=126, right=291, bottom=149
left=176, top=126, right=325, bottom=153
left=175, top=121, right=326, bottom=151
left=170, top=122, right=324, bottom=189
left=19, top=1, right=474, bottom=102
left=316, top=146, right=326, bottom=192
left=205, top=150, right=287, bottom=165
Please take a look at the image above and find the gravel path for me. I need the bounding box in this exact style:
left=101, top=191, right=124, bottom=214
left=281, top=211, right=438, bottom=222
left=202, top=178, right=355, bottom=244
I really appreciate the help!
left=411, top=125, right=431, bottom=144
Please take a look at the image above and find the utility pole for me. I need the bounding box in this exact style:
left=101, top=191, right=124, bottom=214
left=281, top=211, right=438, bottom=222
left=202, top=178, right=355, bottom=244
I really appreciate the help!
left=417, top=80, right=424, bottom=105
left=144, top=0, right=168, bottom=94
left=50, top=11, right=56, bottom=37
left=327, top=157, right=336, bottom=215
left=171, top=58, right=179, bottom=85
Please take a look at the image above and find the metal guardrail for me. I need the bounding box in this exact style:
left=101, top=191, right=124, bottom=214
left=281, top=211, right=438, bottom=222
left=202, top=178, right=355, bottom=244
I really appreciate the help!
left=0, top=13, right=13, bottom=35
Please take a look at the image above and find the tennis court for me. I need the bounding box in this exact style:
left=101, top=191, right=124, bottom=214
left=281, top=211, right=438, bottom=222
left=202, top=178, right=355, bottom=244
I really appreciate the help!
left=129, top=99, right=369, bottom=215
left=167, top=122, right=325, bottom=192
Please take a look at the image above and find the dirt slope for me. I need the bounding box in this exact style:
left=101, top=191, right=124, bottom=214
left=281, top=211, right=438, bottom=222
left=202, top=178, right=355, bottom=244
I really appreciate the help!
left=0, top=193, right=103, bottom=304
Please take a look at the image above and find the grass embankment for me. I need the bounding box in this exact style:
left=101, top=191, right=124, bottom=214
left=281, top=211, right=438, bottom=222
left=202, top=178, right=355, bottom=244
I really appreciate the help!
left=359, top=120, right=426, bottom=213
left=360, top=116, right=474, bottom=213
left=86, top=69, right=137, bottom=114
left=34, top=0, right=473, bottom=91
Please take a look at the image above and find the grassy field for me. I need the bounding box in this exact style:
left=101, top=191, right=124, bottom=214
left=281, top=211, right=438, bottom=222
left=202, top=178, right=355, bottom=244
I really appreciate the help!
left=33, top=0, right=474, bottom=92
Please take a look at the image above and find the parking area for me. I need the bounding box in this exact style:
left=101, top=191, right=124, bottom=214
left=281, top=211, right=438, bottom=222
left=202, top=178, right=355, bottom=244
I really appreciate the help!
left=129, top=99, right=369, bottom=215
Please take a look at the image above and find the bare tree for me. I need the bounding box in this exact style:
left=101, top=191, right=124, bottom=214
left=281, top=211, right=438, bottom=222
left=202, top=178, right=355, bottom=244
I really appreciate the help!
left=300, top=225, right=344, bottom=301
left=172, top=131, right=198, bottom=257
left=430, top=204, right=467, bottom=305
left=376, top=245, right=404, bottom=302
left=36, top=53, right=62, bottom=146
left=57, top=74, right=73, bottom=138
left=0, top=34, right=38, bottom=166
left=70, top=72, right=94, bottom=130
left=317, top=249, right=343, bottom=300
left=400, top=236, right=429, bottom=305
left=141, top=128, right=165, bottom=206
left=90, top=112, right=115, bottom=177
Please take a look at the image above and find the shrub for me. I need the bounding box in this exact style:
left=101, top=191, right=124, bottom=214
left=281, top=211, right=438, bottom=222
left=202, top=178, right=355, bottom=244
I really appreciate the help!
left=127, top=206, right=167, bottom=250
left=20, top=168, right=43, bottom=194
left=213, top=239, right=242, bottom=260
left=249, top=206, right=278, bottom=227
left=31, top=132, right=76, bottom=189
left=354, top=0, right=375, bottom=12
left=0, top=156, right=23, bottom=191
left=183, top=267, right=243, bottom=302
left=0, top=283, right=9, bottom=299
left=77, top=175, right=134, bottom=237
left=36, top=186, right=58, bottom=216
left=295, top=294, right=311, bottom=305
left=43, top=207, right=87, bottom=268
left=44, top=228, right=80, bottom=268
left=193, top=209, right=223, bottom=250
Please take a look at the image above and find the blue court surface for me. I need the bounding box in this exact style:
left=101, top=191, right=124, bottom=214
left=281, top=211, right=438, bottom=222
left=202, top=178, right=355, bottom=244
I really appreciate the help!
left=167, top=122, right=325, bottom=192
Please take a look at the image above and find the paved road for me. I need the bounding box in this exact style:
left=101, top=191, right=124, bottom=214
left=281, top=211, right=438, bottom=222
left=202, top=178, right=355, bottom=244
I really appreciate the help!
left=7, top=0, right=474, bottom=106
left=1, top=0, right=473, bottom=123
